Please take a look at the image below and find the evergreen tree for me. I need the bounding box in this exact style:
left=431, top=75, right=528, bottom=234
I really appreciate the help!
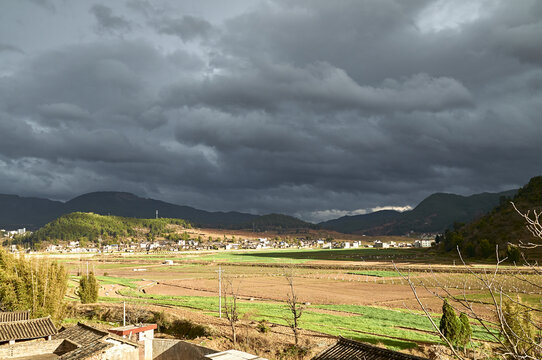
left=77, top=272, right=99, bottom=304
left=458, top=313, right=472, bottom=350
left=439, top=299, right=461, bottom=346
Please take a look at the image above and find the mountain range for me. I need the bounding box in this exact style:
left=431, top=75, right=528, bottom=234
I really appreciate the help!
left=0, top=188, right=519, bottom=234
left=319, top=189, right=517, bottom=235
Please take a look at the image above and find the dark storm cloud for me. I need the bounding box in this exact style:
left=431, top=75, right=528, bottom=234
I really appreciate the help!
left=0, top=0, right=541, bottom=222
left=154, top=15, right=215, bottom=42
left=90, top=4, right=132, bottom=34
left=0, top=43, right=24, bottom=54
left=162, top=64, right=472, bottom=113
left=27, top=0, right=56, bottom=12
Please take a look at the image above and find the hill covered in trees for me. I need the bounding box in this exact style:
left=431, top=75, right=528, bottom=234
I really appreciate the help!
left=24, top=212, right=190, bottom=246
left=239, top=213, right=317, bottom=232
left=319, top=189, right=517, bottom=235
left=439, top=176, right=542, bottom=258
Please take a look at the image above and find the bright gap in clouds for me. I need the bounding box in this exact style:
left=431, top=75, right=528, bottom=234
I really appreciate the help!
left=416, top=0, right=493, bottom=33
left=305, top=205, right=413, bottom=223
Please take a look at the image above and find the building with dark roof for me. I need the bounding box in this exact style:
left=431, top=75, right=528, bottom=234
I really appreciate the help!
left=0, top=322, right=139, bottom=359
left=312, top=337, right=429, bottom=360
left=53, top=322, right=109, bottom=347
left=0, top=317, right=58, bottom=345
left=0, top=311, right=30, bottom=323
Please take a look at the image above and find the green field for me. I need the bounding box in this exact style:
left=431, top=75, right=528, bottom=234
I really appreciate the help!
left=347, top=270, right=403, bottom=277
left=101, top=288, right=494, bottom=351
left=219, top=248, right=424, bottom=262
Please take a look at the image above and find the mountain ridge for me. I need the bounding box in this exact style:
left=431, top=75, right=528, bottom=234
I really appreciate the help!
left=0, top=191, right=309, bottom=230
left=0, top=188, right=520, bottom=234
left=319, top=189, right=518, bottom=235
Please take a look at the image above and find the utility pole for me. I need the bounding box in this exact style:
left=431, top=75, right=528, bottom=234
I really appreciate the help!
left=123, top=301, right=126, bottom=326
left=216, top=266, right=224, bottom=318
left=155, top=210, right=158, bottom=219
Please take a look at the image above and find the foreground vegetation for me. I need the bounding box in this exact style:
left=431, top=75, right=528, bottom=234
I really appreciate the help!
left=99, top=287, right=494, bottom=351
left=0, top=248, right=68, bottom=321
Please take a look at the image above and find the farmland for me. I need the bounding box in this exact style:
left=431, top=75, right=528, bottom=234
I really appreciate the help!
left=56, top=246, right=542, bottom=358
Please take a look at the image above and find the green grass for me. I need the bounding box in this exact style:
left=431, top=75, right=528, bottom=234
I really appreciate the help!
left=194, top=252, right=310, bottom=264
left=102, top=290, right=495, bottom=350
left=347, top=270, right=402, bottom=277
left=71, top=275, right=141, bottom=289
left=189, top=248, right=425, bottom=264
left=95, top=276, right=141, bottom=289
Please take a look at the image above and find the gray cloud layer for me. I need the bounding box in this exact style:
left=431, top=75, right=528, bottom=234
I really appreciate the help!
left=0, top=0, right=541, bottom=222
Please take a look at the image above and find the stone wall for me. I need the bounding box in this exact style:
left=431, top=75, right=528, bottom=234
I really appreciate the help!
left=0, top=339, right=67, bottom=358
left=152, top=339, right=216, bottom=360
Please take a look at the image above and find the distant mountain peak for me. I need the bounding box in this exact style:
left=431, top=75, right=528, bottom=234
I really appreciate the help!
left=320, top=188, right=519, bottom=235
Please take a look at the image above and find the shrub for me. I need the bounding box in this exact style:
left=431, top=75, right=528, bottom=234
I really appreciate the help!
left=162, top=319, right=210, bottom=339
left=278, top=345, right=308, bottom=360
left=257, top=320, right=270, bottom=334
left=153, top=311, right=172, bottom=332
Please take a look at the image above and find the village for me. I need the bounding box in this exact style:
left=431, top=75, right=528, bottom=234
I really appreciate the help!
left=0, top=226, right=435, bottom=254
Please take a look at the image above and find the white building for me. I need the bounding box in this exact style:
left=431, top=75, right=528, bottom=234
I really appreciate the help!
left=414, top=239, right=433, bottom=248
left=374, top=240, right=390, bottom=248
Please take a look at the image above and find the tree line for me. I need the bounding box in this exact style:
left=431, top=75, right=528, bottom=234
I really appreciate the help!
left=0, top=248, right=68, bottom=322
left=15, top=212, right=190, bottom=247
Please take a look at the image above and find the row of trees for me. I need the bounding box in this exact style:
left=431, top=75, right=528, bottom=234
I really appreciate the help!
left=0, top=248, right=68, bottom=321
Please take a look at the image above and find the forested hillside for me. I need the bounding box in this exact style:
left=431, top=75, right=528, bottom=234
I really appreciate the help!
left=439, top=176, right=542, bottom=258
left=239, top=213, right=317, bottom=232
left=24, top=212, right=190, bottom=245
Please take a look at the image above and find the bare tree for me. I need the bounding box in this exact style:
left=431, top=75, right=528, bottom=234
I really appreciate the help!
left=512, top=202, right=542, bottom=248
left=223, top=277, right=240, bottom=346
left=395, top=203, right=542, bottom=359
left=285, top=268, right=304, bottom=346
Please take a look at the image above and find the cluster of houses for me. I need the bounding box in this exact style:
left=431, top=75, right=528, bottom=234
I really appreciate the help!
left=0, top=228, right=28, bottom=238
left=2, top=229, right=436, bottom=253
left=372, top=239, right=434, bottom=248
left=34, top=237, right=434, bottom=254
left=0, top=310, right=428, bottom=360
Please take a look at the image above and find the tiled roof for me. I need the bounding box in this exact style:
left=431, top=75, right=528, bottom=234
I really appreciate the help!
left=53, top=322, right=109, bottom=346
left=53, top=323, right=139, bottom=359
left=58, top=340, right=112, bottom=360
left=0, top=317, right=57, bottom=342
left=0, top=311, right=30, bottom=323
left=312, top=337, right=429, bottom=360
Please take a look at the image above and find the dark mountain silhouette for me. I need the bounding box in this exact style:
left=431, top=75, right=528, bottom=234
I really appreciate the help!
left=0, top=187, right=520, bottom=235
left=319, top=189, right=517, bottom=235
left=0, top=191, right=259, bottom=230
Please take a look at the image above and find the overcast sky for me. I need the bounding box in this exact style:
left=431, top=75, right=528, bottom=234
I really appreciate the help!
left=0, top=0, right=541, bottom=222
